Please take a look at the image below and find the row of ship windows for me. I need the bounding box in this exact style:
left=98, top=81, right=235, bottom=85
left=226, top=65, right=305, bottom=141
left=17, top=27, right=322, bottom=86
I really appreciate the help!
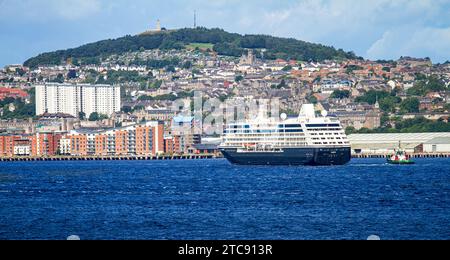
left=307, top=128, right=343, bottom=132
left=225, top=128, right=344, bottom=133
left=226, top=128, right=343, bottom=132
left=310, top=132, right=344, bottom=136
left=229, top=124, right=303, bottom=129
left=224, top=136, right=306, bottom=139
left=313, top=142, right=346, bottom=145
left=225, top=139, right=306, bottom=142
left=311, top=137, right=343, bottom=140
left=225, top=129, right=303, bottom=134
left=226, top=143, right=308, bottom=146
left=229, top=133, right=305, bottom=136
left=228, top=124, right=340, bottom=129
left=306, top=124, right=341, bottom=128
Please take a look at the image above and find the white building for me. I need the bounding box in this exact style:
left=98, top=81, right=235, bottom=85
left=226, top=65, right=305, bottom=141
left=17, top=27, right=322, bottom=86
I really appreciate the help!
left=14, top=145, right=30, bottom=156
left=60, top=121, right=164, bottom=156
left=35, top=83, right=121, bottom=118
left=59, top=137, right=71, bottom=155
left=424, top=137, right=450, bottom=153
left=349, top=133, right=450, bottom=154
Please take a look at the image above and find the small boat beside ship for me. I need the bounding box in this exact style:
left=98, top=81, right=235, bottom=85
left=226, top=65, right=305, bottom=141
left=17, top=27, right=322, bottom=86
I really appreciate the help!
left=387, top=142, right=415, bottom=165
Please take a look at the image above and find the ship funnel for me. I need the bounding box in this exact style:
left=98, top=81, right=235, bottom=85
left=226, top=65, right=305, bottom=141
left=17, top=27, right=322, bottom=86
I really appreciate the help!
left=299, top=104, right=316, bottom=119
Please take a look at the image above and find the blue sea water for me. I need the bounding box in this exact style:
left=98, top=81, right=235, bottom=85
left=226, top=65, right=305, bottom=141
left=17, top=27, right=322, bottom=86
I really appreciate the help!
left=0, top=158, right=449, bottom=240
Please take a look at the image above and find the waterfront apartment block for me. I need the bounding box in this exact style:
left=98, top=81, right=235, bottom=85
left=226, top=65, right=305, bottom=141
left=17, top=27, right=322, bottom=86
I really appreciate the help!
left=0, top=132, right=63, bottom=157
left=0, top=135, right=20, bottom=157
left=164, top=135, right=181, bottom=154
left=0, top=122, right=164, bottom=157
left=169, top=115, right=202, bottom=153
left=35, top=83, right=121, bottom=118
left=59, top=121, right=164, bottom=156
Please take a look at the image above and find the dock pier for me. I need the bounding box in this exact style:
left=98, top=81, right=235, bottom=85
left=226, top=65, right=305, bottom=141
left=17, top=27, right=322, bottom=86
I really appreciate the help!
left=352, top=153, right=450, bottom=159
left=2, top=154, right=448, bottom=162
left=0, top=154, right=221, bottom=162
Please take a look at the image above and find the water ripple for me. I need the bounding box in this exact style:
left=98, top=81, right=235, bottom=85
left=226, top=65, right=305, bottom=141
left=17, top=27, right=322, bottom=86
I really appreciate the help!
left=0, top=158, right=449, bottom=240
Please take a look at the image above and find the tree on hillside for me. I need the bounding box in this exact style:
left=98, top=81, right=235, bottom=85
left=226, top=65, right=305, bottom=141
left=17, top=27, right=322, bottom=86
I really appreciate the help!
left=235, top=75, right=244, bottom=82
left=355, top=90, right=390, bottom=105
left=379, top=96, right=401, bottom=113
left=166, top=65, right=176, bottom=73
left=400, top=98, right=420, bottom=113
left=67, top=70, right=77, bottom=79
left=78, top=112, right=86, bottom=120
left=89, top=112, right=108, bottom=121
left=345, top=126, right=356, bottom=135
left=345, top=65, right=364, bottom=74
left=407, top=75, right=446, bottom=96
left=24, top=28, right=358, bottom=68
left=307, top=95, right=318, bottom=104
left=445, top=103, right=450, bottom=112
left=282, top=65, right=293, bottom=71
left=51, top=74, right=65, bottom=83
left=330, top=90, right=350, bottom=99
left=121, top=106, right=132, bottom=113
left=182, top=61, right=192, bottom=69
left=15, top=68, right=26, bottom=76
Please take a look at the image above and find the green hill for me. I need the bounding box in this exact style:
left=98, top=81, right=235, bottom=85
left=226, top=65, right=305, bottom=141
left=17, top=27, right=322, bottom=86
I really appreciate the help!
left=24, top=27, right=358, bottom=68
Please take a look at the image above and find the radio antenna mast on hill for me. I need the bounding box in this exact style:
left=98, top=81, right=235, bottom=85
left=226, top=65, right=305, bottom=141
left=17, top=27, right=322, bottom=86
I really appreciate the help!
left=194, top=10, right=197, bottom=28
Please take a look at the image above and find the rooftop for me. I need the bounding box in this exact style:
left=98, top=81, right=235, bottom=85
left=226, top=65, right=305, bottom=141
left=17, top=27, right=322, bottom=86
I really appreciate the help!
left=349, top=133, right=450, bottom=144
left=37, top=83, right=115, bottom=87
left=424, top=137, right=450, bottom=144
left=173, top=116, right=194, bottom=124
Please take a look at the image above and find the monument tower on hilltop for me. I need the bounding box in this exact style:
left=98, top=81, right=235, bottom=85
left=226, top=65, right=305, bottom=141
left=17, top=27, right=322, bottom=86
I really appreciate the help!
left=141, top=19, right=162, bottom=35
left=156, top=19, right=161, bottom=31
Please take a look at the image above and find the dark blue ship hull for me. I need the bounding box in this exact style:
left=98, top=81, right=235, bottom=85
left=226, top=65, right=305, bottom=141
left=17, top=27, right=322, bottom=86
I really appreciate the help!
left=220, top=147, right=351, bottom=166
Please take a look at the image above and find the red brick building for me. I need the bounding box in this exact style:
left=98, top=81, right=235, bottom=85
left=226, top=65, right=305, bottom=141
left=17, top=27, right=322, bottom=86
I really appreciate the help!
left=164, top=136, right=181, bottom=154
left=0, top=87, right=29, bottom=100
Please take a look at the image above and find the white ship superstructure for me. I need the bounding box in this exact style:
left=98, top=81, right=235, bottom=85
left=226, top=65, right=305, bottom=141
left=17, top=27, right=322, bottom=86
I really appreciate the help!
left=219, top=104, right=352, bottom=165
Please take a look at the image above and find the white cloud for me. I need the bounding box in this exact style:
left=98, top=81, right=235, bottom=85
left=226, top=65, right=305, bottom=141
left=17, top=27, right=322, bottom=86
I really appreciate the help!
left=49, top=0, right=101, bottom=20
left=0, top=0, right=101, bottom=20
left=367, top=27, right=450, bottom=62
left=1, top=0, right=450, bottom=64
left=259, top=0, right=447, bottom=37
left=251, top=0, right=450, bottom=61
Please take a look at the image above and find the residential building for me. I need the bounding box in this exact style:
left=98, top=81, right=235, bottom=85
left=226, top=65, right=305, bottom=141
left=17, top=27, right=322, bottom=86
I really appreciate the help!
left=170, top=116, right=201, bottom=153
left=0, top=87, right=29, bottom=100
left=36, top=132, right=63, bottom=156
left=164, top=135, right=181, bottom=154
left=69, top=134, right=88, bottom=156
left=59, top=137, right=71, bottom=155
left=35, top=83, right=121, bottom=118
left=0, top=135, right=21, bottom=157
left=60, top=121, right=164, bottom=156
left=13, top=138, right=32, bottom=156
left=334, top=110, right=381, bottom=130
left=187, top=144, right=220, bottom=155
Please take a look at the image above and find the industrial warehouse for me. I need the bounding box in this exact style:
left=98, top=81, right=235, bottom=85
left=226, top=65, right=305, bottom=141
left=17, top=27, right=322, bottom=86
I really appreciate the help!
left=348, top=133, right=450, bottom=155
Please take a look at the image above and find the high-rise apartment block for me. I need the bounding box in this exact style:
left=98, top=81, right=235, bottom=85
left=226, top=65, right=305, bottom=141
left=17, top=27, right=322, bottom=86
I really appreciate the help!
left=35, top=83, right=121, bottom=118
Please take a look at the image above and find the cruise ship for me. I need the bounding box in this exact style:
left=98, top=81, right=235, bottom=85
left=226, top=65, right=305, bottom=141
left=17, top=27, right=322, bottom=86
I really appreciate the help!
left=219, top=104, right=351, bottom=166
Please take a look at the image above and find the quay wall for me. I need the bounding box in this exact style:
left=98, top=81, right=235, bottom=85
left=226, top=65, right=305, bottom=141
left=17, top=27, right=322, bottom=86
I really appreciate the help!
left=0, top=154, right=222, bottom=162
left=352, top=153, right=450, bottom=159
left=1, top=153, right=449, bottom=162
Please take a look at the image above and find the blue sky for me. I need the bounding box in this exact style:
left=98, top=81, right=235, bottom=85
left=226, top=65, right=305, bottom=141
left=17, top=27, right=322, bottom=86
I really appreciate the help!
left=1, top=0, right=450, bottom=67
